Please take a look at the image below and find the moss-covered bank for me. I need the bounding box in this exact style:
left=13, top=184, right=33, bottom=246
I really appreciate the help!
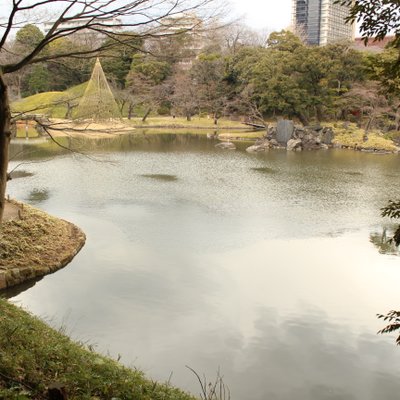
left=0, top=298, right=195, bottom=400
left=0, top=201, right=86, bottom=290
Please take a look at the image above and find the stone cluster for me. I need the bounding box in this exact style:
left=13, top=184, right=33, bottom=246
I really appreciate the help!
left=246, top=120, right=334, bottom=153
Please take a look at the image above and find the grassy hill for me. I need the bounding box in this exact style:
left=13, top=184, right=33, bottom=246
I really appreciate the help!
left=12, top=83, right=87, bottom=119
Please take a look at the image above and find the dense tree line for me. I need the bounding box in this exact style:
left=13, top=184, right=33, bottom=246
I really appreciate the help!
left=4, top=21, right=400, bottom=131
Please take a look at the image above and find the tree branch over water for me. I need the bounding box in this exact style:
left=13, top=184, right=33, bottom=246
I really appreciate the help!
left=0, top=0, right=227, bottom=223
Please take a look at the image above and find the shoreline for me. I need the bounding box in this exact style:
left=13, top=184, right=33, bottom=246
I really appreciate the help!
left=28, top=119, right=398, bottom=154
left=0, top=200, right=86, bottom=290
left=0, top=298, right=195, bottom=399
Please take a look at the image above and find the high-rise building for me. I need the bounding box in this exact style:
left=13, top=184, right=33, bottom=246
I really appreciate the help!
left=292, top=0, right=354, bottom=46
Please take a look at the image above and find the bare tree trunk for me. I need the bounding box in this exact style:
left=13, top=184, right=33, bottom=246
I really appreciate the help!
left=297, top=112, right=309, bottom=126
left=142, top=107, right=151, bottom=122
left=395, top=105, right=400, bottom=131
left=128, top=103, right=134, bottom=120
left=213, top=113, right=218, bottom=125
left=365, top=113, right=374, bottom=134
left=65, top=102, right=77, bottom=119
left=0, top=74, right=11, bottom=223
left=186, top=114, right=191, bottom=121
left=315, top=106, right=323, bottom=123
left=118, top=99, right=126, bottom=115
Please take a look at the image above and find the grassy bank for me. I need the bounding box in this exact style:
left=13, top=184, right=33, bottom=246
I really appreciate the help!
left=330, top=123, right=398, bottom=152
left=0, top=298, right=195, bottom=400
left=125, top=116, right=246, bottom=129
left=0, top=201, right=85, bottom=290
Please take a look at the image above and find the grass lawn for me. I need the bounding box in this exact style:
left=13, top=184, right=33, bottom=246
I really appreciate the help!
left=12, top=83, right=87, bottom=119
left=330, top=123, right=398, bottom=152
left=125, top=116, right=247, bottom=129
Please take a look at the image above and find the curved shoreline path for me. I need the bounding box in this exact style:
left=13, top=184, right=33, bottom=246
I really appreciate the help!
left=0, top=200, right=86, bottom=290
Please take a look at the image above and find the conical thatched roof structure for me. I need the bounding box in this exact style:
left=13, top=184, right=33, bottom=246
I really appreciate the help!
left=73, top=58, right=120, bottom=121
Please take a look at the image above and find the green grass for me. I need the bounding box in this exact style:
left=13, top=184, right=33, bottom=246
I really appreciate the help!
left=0, top=298, right=195, bottom=400
left=125, top=116, right=246, bottom=129
left=15, top=125, right=39, bottom=138
left=331, top=123, right=398, bottom=152
left=12, top=91, right=65, bottom=116
left=12, top=83, right=87, bottom=119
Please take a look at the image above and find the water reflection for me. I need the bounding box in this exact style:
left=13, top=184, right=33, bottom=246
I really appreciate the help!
left=224, top=307, right=400, bottom=400
left=5, top=133, right=400, bottom=400
left=27, top=188, right=50, bottom=204
left=250, top=167, right=276, bottom=174
left=141, top=174, right=178, bottom=182
left=344, top=171, right=363, bottom=176
left=9, top=170, right=35, bottom=179
left=0, top=277, right=42, bottom=299
left=370, top=228, right=400, bottom=255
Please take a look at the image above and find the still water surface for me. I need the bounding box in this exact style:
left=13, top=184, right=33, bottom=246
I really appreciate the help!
left=5, top=134, right=400, bottom=400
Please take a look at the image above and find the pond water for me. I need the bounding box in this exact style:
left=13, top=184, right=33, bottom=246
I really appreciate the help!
left=4, top=133, right=400, bottom=400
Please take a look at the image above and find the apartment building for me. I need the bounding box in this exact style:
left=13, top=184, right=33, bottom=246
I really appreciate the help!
left=292, top=0, right=355, bottom=46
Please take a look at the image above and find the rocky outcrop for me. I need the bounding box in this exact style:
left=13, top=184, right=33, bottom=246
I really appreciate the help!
left=246, top=121, right=335, bottom=153
left=287, top=138, right=303, bottom=151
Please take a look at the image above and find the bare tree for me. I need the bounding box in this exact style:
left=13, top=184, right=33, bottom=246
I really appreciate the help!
left=0, top=0, right=225, bottom=222
left=221, top=23, right=268, bottom=54
left=341, top=81, right=390, bottom=135
left=171, top=70, right=199, bottom=120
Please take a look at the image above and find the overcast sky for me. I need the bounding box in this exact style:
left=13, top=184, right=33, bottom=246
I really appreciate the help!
left=0, top=0, right=293, bottom=31
left=229, top=0, right=292, bottom=31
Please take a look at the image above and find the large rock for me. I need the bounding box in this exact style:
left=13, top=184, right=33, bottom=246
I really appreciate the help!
left=246, top=139, right=270, bottom=152
left=276, top=120, right=294, bottom=144
left=287, top=138, right=303, bottom=151
left=321, top=127, right=334, bottom=144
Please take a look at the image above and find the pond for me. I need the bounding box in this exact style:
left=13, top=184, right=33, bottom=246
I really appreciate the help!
left=4, top=133, right=400, bottom=400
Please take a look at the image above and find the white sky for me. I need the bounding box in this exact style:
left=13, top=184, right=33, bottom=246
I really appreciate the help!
left=0, top=0, right=293, bottom=35
left=228, top=0, right=292, bottom=31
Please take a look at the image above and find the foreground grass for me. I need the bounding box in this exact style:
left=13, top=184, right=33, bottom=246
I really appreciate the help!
left=0, top=299, right=195, bottom=400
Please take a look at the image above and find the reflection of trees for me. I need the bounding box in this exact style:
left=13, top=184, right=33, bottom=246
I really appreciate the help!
left=370, top=227, right=399, bottom=255
left=27, top=188, right=50, bottom=204
left=0, top=277, right=42, bottom=299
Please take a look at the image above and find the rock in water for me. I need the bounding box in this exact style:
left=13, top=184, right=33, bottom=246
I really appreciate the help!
left=215, top=142, right=236, bottom=150
left=246, top=139, right=270, bottom=152
left=276, top=120, right=294, bottom=144
left=287, top=138, right=303, bottom=151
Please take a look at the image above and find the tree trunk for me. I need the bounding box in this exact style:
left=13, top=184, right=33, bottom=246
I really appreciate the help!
left=65, top=102, right=77, bottom=119
left=365, top=113, right=374, bottom=134
left=213, top=113, right=218, bottom=125
left=142, top=107, right=151, bottom=122
left=0, top=74, right=11, bottom=223
left=17, top=75, right=22, bottom=99
left=315, top=105, right=323, bottom=123
left=297, top=112, right=309, bottom=126
left=128, top=103, right=134, bottom=120
left=395, top=105, right=400, bottom=131
left=186, top=114, right=191, bottom=121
